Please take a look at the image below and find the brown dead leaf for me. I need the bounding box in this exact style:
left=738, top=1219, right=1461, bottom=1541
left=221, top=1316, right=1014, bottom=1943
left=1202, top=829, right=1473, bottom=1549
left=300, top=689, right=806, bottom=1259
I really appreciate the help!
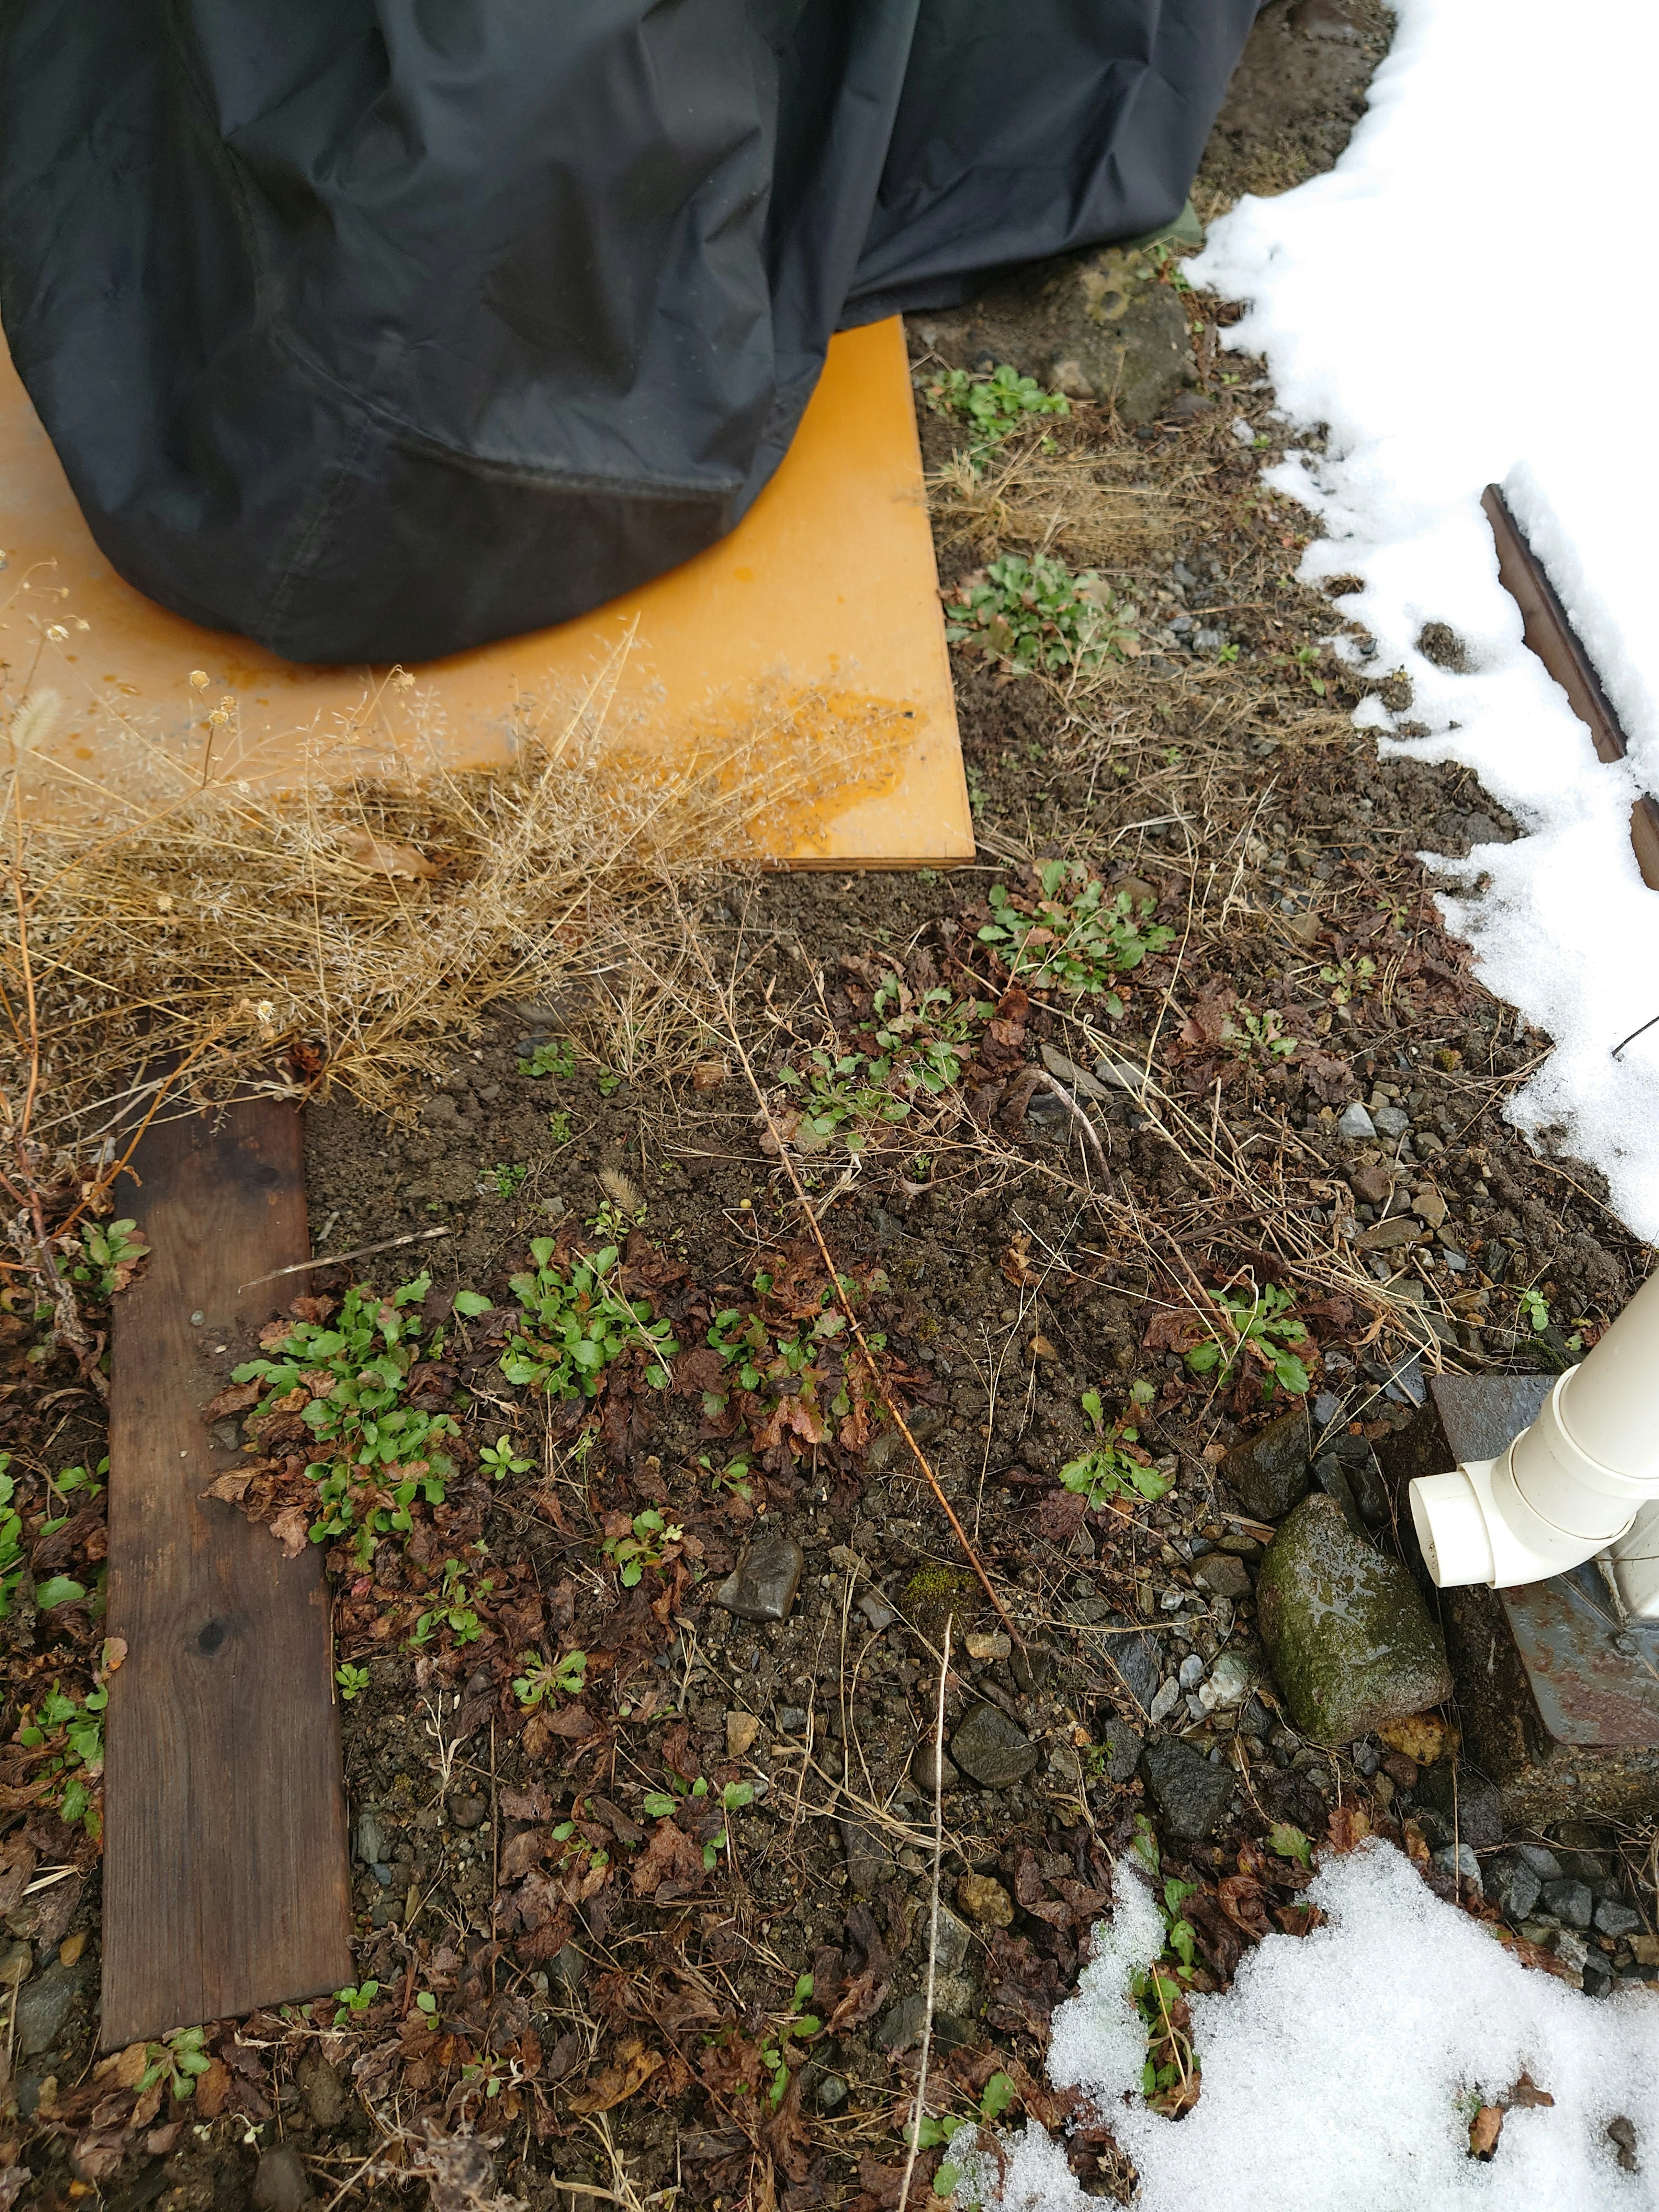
left=1504, top=2074, right=1555, bottom=2110
left=630, top=1819, right=706, bottom=1899
left=102, top=1637, right=127, bottom=1673
left=95, top=2043, right=150, bottom=2091
left=193, top=2057, right=232, bottom=2119
left=692, top=1059, right=729, bottom=1091
left=1001, top=1233, right=1038, bottom=1287
left=499, top=1785, right=553, bottom=1822
left=205, top=1379, right=264, bottom=1421
left=1468, top=2105, right=1502, bottom=2160
left=269, top=1505, right=311, bottom=1557
left=336, top=827, right=440, bottom=878
left=202, top=1471, right=255, bottom=1506
left=567, top=2037, right=663, bottom=2116
left=1325, top=1805, right=1372, bottom=1854
left=500, top=1828, right=551, bottom=1881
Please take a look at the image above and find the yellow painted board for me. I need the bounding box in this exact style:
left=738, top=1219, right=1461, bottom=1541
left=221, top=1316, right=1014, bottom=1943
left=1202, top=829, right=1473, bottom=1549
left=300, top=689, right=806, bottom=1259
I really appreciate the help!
left=0, top=315, right=972, bottom=866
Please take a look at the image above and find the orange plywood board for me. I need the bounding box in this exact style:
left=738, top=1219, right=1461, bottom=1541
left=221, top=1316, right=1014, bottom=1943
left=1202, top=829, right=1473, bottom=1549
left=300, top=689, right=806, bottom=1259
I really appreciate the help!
left=0, top=316, right=972, bottom=865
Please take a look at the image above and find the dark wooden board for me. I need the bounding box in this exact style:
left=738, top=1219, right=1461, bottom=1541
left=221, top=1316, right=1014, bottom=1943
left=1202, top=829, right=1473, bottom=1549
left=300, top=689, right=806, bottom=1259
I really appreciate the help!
left=1483, top=483, right=1659, bottom=892
left=102, top=1100, right=352, bottom=2047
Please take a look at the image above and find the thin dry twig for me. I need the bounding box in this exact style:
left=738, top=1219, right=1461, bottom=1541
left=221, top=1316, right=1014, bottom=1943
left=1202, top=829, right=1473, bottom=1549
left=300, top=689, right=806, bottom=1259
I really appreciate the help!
left=897, top=1620, right=951, bottom=2212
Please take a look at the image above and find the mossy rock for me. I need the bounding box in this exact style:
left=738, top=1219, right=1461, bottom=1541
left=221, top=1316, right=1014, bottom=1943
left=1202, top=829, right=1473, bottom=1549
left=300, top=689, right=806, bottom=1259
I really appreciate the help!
left=1255, top=1493, right=1452, bottom=1745
left=900, top=1565, right=982, bottom=1641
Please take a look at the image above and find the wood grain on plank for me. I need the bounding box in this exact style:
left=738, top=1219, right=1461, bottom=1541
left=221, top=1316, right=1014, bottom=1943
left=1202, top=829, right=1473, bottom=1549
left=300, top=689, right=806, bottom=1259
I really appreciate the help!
left=1483, top=483, right=1659, bottom=892
left=102, top=1100, right=352, bottom=2047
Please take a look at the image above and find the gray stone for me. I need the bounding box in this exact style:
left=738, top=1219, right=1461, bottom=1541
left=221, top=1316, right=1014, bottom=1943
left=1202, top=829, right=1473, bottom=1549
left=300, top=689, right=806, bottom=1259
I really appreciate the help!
left=1199, top=1651, right=1255, bottom=1714
left=1142, top=1737, right=1236, bottom=1840
left=1221, top=1406, right=1313, bottom=1521
left=1094, top=1717, right=1144, bottom=1783
left=1412, top=1763, right=1503, bottom=1850
left=1254, top=1493, right=1452, bottom=1744
left=1109, top=1624, right=1162, bottom=1714
left=1485, top=1854, right=1542, bottom=1923
left=354, top=1808, right=387, bottom=1864
left=1149, top=1679, right=1182, bottom=1726
left=1512, top=1842, right=1564, bottom=1881
left=1373, top=1105, right=1410, bottom=1138
left=450, top=1794, right=488, bottom=1831
left=950, top=1703, right=1039, bottom=1789
left=910, top=1737, right=961, bottom=1796
left=1595, top=1898, right=1642, bottom=1939
left=1178, top=1654, right=1206, bottom=1691
left=254, top=2144, right=316, bottom=2212
left=915, top=242, right=1197, bottom=423
left=840, top=1818, right=895, bottom=1898
left=1195, top=1552, right=1252, bottom=1599
left=1313, top=1391, right=1345, bottom=1430
left=877, top=1991, right=976, bottom=2054
left=858, top=1592, right=897, bottom=1632
left=0, top=1940, right=32, bottom=1988
left=549, top=1941, right=585, bottom=1992
left=816, top=2074, right=849, bottom=2113
left=715, top=1536, right=805, bottom=1623
left=1431, top=1843, right=1482, bottom=1891
left=14, top=1958, right=88, bottom=2056
left=779, top=1705, right=810, bottom=1733
left=929, top=1906, right=973, bottom=1976
left=299, top=2054, right=347, bottom=2127
left=1540, top=1879, right=1595, bottom=1931
left=1336, top=1103, right=1376, bottom=1140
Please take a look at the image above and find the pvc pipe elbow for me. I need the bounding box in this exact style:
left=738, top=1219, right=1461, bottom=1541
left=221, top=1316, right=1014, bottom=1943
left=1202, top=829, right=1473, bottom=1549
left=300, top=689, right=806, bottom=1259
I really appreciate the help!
left=1409, top=1270, right=1659, bottom=1592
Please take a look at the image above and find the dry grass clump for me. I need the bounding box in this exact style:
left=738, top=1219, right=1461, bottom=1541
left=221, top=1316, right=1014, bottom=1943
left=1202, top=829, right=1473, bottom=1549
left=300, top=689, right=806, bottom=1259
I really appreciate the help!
left=0, top=666, right=906, bottom=1195
left=930, top=436, right=1185, bottom=573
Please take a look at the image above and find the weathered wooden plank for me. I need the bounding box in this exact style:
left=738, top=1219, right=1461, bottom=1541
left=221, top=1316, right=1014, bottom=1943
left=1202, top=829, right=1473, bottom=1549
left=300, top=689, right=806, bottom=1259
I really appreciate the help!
left=102, top=1099, right=352, bottom=2046
left=1483, top=483, right=1659, bottom=892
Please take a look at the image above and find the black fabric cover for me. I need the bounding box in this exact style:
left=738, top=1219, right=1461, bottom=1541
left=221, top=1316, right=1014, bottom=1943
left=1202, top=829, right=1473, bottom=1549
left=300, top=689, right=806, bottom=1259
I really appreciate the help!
left=0, top=2, right=1258, bottom=665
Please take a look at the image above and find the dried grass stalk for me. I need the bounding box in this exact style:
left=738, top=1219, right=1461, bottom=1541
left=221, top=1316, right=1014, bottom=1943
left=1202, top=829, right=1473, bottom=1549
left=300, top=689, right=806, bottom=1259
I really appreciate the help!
left=0, top=669, right=906, bottom=1179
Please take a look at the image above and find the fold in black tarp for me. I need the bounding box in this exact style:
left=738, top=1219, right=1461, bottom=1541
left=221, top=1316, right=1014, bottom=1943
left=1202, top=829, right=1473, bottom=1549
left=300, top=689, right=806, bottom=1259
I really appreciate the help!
left=0, top=1, right=1258, bottom=665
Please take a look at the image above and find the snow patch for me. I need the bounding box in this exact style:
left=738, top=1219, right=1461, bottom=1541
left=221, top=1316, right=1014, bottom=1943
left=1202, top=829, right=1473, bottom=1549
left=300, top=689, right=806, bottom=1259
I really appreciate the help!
left=1184, top=0, right=1659, bottom=1238
left=967, top=1842, right=1659, bottom=2212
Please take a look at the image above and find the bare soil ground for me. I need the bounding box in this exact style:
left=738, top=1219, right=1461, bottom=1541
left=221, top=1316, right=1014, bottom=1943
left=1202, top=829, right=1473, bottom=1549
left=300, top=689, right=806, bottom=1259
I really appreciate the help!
left=4, top=8, right=1657, bottom=2209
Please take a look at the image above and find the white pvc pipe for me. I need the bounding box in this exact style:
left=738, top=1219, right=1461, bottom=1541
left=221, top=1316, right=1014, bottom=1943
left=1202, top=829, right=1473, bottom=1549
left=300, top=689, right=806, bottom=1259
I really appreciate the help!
left=1409, top=1269, right=1659, bottom=1594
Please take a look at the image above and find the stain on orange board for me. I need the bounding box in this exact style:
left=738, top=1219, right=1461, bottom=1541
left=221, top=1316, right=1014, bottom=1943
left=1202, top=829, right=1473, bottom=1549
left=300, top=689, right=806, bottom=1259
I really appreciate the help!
left=0, top=318, right=970, bottom=866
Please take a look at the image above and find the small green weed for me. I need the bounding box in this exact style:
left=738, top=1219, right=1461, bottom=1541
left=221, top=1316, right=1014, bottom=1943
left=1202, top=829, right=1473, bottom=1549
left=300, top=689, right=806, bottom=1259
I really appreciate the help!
left=1059, top=1425, right=1166, bottom=1510
left=478, top=1433, right=533, bottom=1480
left=1231, top=1006, right=1297, bottom=1061
left=641, top=1773, right=753, bottom=1869
left=135, top=2027, right=213, bottom=2103
left=512, top=1649, right=588, bottom=1705
left=486, top=1162, right=528, bottom=1197
left=518, top=1039, right=577, bottom=1080
left=408, top=1557, right=493, bottom=1647
left=332, top=1981, right=381, bottom=2028
left=698, top=1451, right=755, bottom=1504
left=979, top=860, right=1172, bottom=1007
left=334, top=1662, right=370, bottom=1700
left=1320, top=956, right=1376, bottom=1005
left=602, top=1509, right=683, bottom=1589
left=761, top=1974, right=822, bottom=2106
left=925, top=2070, right=1019, bottom=2190
left=75, top=1217, right=149, bottom=1298
left=546, top=1109, right=572, bottom=1145
left=15, top=1678, right=107, bottom=1831
left=232, top=1272, right=460, bottom=1564
left=946, top=552, right=1139, bottom=677
left=1185, top=1284, right=1311, bottom=1398
left=502, top=1237, right=677, bottom=1395
left=922, top=361, right=1069, bottom=467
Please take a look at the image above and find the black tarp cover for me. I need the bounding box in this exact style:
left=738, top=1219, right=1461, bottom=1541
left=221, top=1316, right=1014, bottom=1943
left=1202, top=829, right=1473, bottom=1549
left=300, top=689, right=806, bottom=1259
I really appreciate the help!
left=0, top=2, right=1258, bottom=664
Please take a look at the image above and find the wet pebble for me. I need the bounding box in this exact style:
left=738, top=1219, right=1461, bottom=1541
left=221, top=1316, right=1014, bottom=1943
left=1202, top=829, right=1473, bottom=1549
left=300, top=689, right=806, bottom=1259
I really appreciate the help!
left=715, top=1536, right=805, bottom=1622
left=950, top=1703, right=1039, bottom=1789
left=957, top=1873, right=1015, bottom=1928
